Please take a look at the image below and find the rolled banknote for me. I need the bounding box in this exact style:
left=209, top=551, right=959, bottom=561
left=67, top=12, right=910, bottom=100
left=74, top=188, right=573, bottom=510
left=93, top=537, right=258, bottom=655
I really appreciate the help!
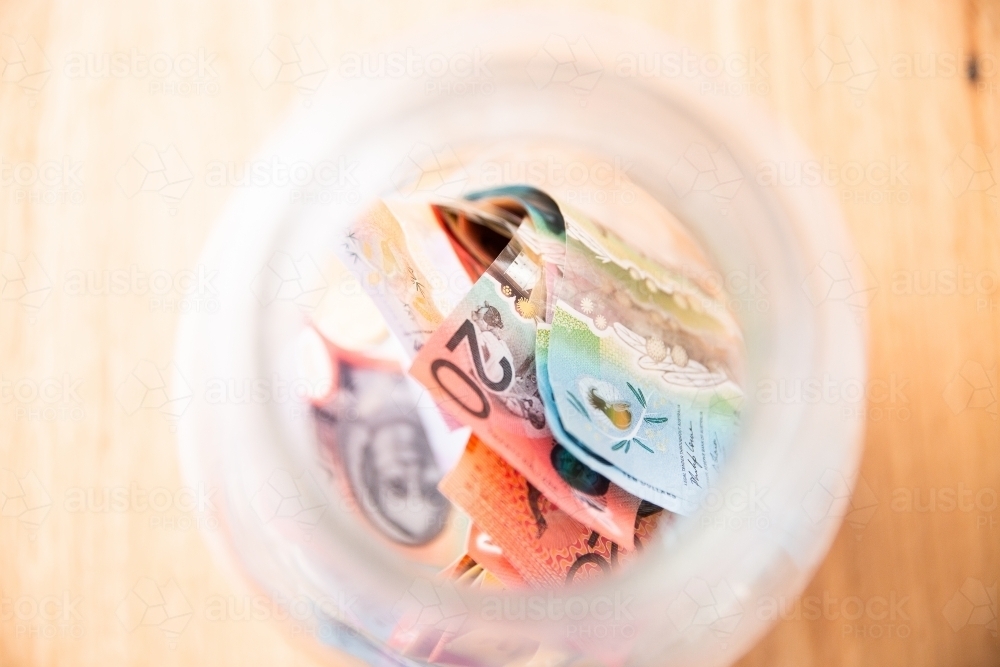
left=407, top=231, right=642, bottom=546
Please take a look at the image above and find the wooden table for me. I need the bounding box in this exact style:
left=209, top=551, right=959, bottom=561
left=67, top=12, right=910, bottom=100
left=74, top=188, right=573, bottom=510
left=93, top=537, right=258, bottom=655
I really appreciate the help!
left=1, top=1, right=997, bottom=665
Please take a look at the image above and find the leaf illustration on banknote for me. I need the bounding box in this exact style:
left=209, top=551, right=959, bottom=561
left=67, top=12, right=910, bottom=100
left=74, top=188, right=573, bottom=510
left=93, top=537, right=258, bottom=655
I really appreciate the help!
left=409, top=233, right=642, bottom=546
left=545, top=302, right=742, bottom=513
left=438, top=438, right=662, bottom=589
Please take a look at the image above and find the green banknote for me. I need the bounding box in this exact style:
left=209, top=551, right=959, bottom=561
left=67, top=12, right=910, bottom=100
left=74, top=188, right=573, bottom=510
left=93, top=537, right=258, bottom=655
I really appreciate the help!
left=545, top=301, right=742, bottom=514
left=554, top=204, right=743, bottom=384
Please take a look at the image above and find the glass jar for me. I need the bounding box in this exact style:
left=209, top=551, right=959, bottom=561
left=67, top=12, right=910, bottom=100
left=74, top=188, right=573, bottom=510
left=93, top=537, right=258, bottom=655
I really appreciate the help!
left=176, top=9, right=866, bottom=666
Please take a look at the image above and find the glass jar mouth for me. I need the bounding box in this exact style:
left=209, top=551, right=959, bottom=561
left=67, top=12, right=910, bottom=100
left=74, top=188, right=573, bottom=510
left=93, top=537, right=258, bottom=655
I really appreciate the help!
left=177, top=9, right=866, bottom=665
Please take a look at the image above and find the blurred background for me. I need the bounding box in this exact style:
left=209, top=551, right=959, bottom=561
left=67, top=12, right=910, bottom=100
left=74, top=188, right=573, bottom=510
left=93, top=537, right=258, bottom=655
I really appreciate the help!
left=0, top=1, right=998, bottom=666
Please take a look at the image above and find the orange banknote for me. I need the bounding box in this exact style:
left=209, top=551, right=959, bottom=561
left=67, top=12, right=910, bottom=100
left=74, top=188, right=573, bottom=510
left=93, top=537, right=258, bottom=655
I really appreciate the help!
left=465, top=524, right=526, bottom=589
left=438, top=438, right=662, bottom=589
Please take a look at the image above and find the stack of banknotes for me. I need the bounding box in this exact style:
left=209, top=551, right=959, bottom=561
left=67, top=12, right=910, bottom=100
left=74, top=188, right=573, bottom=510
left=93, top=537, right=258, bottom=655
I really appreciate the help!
left=308, top=185, right=745, bottom=660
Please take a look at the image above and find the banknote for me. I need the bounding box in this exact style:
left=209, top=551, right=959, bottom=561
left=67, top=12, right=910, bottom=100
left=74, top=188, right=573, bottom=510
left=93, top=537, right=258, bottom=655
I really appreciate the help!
left=422, top=537, right=534, bottom=667
left=477, top=570, right=506, bottom=591
left=535, top=324, right=618, bottom=510
left=464, top=185, right=566, bottom=245
left=393, top=550, right=538, bottom=667
left=438, top=438, right=662, bottom=589
left=312, top=339, right=467, bottom=567
left=554, top=204, right=743, bottom=384
left=545, top=302, right=742, bottom=513
left=465, top=524, right=526, bottom=589
left=310, top=253, right=392, bottom=355
left=442, top=553, right=479, bottom=580
left=408, top=234, right=641, bottom=546
left=430, top=198, right=521, bottom=280
left=339, top=198, right=473, bottom=358
left=464, top=185, right=567, bottom=322
left=432, top=185, right=567, bottom=294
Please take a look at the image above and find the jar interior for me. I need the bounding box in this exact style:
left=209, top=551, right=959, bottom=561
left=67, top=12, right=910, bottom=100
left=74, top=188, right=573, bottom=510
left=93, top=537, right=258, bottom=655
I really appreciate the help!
left=178, top=15, right=865, bottom=666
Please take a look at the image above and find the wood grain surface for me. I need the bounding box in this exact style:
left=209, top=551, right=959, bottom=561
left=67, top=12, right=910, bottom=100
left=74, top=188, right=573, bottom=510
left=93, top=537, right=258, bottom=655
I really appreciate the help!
left=0, top=1, right=998, bottom=666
